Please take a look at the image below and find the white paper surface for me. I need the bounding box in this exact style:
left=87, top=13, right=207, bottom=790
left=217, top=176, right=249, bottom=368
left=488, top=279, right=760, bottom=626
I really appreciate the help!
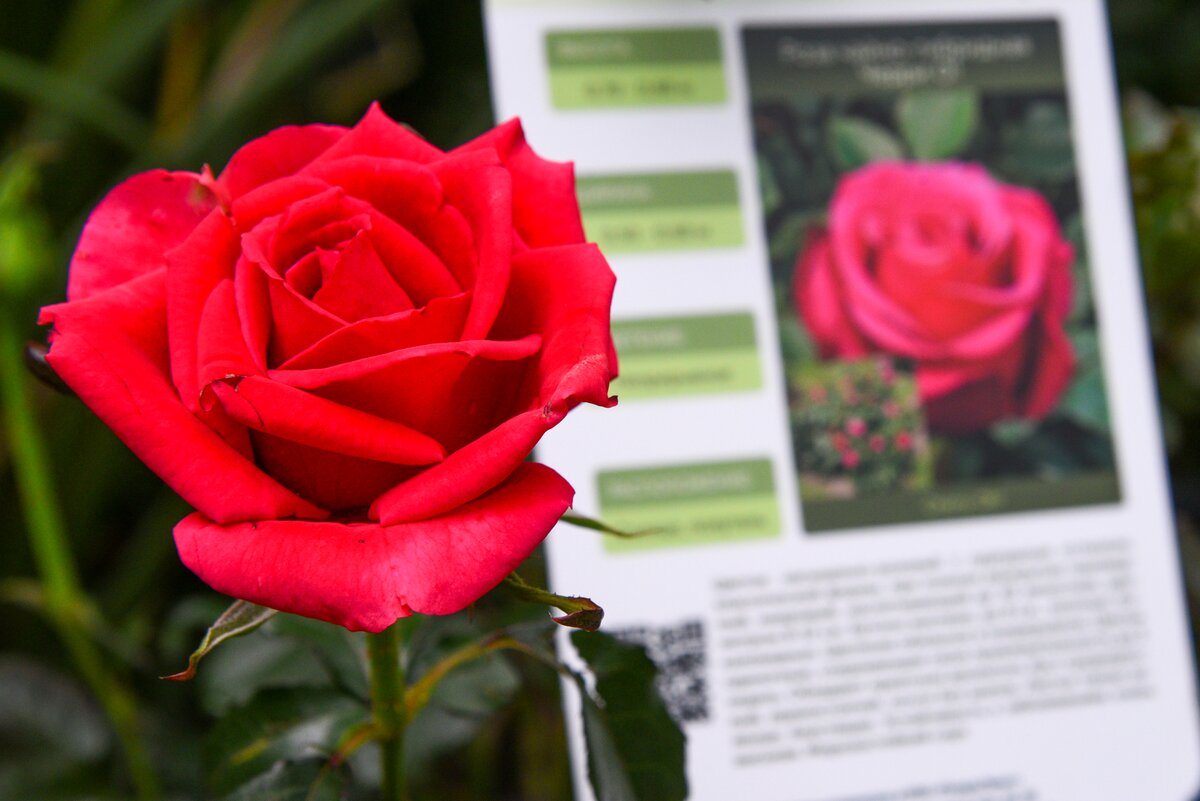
left=483, top=1, right=1200, bottom=799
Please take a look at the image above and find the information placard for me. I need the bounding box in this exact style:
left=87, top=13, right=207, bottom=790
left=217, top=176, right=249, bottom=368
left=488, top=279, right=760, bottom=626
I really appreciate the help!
left=484, top=2, right=1200, bottom=799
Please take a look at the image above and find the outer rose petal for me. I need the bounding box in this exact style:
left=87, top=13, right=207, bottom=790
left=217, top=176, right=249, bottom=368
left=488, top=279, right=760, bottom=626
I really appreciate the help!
left=312, top=102, right=444, bottom=165
left=456, top=118, right=586, bottom=247
left=794, top=233, right=870, bottom=359
left=39, top=270, right=326, bottom=524
left=218, top=123, right=346, bottom=199
left=372, top=243, right=617, bottom=525
left=68, top=170, right=215, bottom=301
left=174, top=463, right=573, bottom=632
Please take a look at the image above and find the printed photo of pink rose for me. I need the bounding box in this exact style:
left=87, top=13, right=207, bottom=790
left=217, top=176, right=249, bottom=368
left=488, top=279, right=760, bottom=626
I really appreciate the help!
left=795, top=161, right=1076, bottom=433
left=39, top=104, right=618, bottom=632
left=746, top=19, right=1120, bottom=530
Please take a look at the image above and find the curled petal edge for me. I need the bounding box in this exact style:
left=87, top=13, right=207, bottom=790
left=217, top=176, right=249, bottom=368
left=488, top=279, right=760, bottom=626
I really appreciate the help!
left=174, top=462, right=574, bottom=632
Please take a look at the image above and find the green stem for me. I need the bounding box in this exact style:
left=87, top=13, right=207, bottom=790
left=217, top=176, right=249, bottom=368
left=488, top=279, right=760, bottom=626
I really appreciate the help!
left=368, top=623, right=407, bottom=801
left=0, top=315, right=159, bottom=799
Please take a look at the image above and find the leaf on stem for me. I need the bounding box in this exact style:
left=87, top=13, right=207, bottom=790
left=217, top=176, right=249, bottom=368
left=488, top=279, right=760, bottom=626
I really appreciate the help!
left=571, top=631, right=688, bottom=801
left=559, top=512, right=663, bottom=539
left=503, top=573, right=603, bottom=632
left=163, top=599, right=277, bottom=681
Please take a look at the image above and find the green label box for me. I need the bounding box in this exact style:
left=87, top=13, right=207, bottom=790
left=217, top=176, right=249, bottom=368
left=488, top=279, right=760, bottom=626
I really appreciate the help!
left=546, top=27, right=727, bottom=109
left=576, top=170, right=744, bottom=253
left=599, top=459, right=781, bottom=553
left=612, top=312, right=761, bottom=400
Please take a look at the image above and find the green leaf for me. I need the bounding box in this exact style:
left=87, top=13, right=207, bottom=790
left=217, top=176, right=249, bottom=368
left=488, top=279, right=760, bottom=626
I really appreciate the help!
left=163, top=599, right=277, bottom=682
left=1000, top=101, right=1075, bottom=183
left=571, top=631, right=687, bottom=801
left=267, top=615, right=369, bottom=701
left=216, top=757, right=344, bottom=801
left=559, top=513, right=662, bottom=540
left=504, top=573, right=604, bottom=632
left=827, top=116, right=905, bottom=170
left=896, top=88, right=979, bottom=160
left=205, top=688, right=365, bottom=797
left=0, top=656, right=113, bottom=800
left=757, top=155, right=783, bottom=215
left=405, top=648, right=522, bottom=770
left=1059, top=368, right=1110, bottom=433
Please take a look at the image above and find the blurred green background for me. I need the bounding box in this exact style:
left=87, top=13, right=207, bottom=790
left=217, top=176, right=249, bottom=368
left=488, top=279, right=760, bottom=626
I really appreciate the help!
left=2, top=0, right=1200, bottom=799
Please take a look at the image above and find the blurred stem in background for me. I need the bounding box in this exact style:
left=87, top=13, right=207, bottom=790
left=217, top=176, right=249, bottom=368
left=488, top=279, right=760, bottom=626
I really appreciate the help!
left=0, top=152, right=159, bottom=798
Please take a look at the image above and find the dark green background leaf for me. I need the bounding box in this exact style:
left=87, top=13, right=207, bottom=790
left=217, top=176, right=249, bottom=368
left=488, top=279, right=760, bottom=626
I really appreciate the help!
left=205, top=687, right=365, bottom=797
left=571, top=631, right=687, bottom=801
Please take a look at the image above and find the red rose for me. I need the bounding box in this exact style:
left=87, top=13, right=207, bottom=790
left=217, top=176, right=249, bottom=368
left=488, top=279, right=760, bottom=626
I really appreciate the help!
left=39, top=105, right=617, bottom=632
left=795, top=162, right=1074, bottom=432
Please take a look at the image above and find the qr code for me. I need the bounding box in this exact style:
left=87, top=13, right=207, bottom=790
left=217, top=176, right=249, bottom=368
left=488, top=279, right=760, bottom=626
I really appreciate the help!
left=612, top=619, right=709, bottom=724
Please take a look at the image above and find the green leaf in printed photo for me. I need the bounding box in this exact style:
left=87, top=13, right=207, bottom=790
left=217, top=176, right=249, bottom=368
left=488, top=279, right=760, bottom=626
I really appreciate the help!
left=827, top=115, right=905, bottom=169
left=895, top=88, right=980, bottom=160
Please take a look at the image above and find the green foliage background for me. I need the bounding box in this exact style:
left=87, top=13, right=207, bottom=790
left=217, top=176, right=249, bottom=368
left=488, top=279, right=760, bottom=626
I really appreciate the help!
left=1, top=0, right=1199, bottom=798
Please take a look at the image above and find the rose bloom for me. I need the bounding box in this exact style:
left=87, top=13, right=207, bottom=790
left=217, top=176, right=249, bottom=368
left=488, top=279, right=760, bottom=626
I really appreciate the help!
left=39, top=105, right=617, bottom=632
left=894, top=431, right=913, bottom=451
left=841, top=449, right=861, bottom=469
left=845, top=417, right=867, bottom=437
left=795, top=162, right=1075, bottom=433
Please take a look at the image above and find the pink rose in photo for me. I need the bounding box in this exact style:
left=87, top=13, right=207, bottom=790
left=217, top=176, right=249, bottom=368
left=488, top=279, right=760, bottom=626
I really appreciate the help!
left=794, top=162, right=1075, bottom=432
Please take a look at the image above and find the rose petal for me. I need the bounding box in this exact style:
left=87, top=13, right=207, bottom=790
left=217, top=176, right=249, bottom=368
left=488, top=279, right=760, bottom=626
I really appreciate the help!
left=230, top=174, right=331, bottom=230
left=270, top=335, right=541, bottom=390
left=363, top=207, right=462, bottom=304
left=195, top=279, right=260, bottom=389
left=260, top=186, right=361, bottom=270
left=264, top=268, right=344, bottom=365
left=371, top=405, right=558, bottom=524
left=306, top=155, right=477, bottom=285
left=218, top=123, right=346, bottom=199
left=312, top=102, right=444, bottom=165
left=456, top=118, right=586, bottom=247
left=174, top=462, right=573, bottom=631
left=491, top=243, right=618, bottom=410
left=305, top=155, right=443, bottom=218
left=372, top=244, right=617, bottom=525
left=249, top=434, right=420, bottom=511
left=166, top=210, right=241, bottom=410
left=279, top=292, right=470, bottom=371
left=430, top=149, right=512, bottom=340
left=208, top=375, right=445, bottom=465
left=234, top=252, right=275, bottom=368
left=794, top=232, right=871, bottom=360
left=276, top=336, right=537, bottom=461
left=68, top=170, right=215, bottom=301
left=311, top=232, right=414, bottom=321
left=39, top=270, right=325, bottom=524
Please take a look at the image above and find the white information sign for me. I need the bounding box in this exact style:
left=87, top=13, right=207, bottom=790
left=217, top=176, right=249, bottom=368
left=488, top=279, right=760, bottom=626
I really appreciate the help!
left=484, top=1, right=1200, bottom=799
